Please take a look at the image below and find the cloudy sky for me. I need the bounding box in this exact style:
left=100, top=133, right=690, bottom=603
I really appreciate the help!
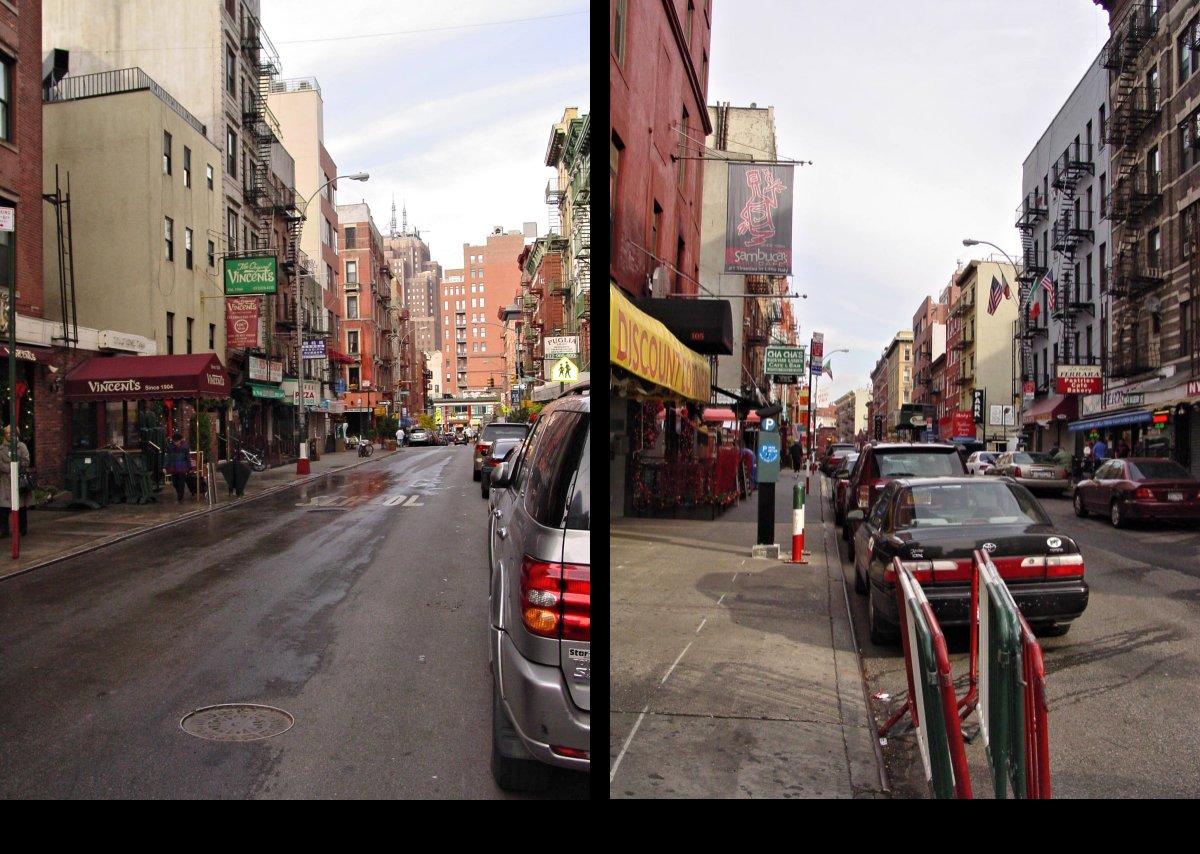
left=708, top=0, right=1112, bottom=403
left=260, top=1, right=589, bottom=272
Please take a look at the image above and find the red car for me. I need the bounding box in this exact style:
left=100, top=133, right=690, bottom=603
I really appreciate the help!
left=1073, top=457, right=1200, bottom=528
left=832, top=452, right=859, bottom=525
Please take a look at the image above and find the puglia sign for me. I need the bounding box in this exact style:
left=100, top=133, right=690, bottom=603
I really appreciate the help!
left=224, top=256, right=278, bottom=296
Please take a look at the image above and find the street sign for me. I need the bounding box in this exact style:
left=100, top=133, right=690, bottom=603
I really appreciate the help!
left=551, top=356, right=579, bottom=382
left=301, top=339, right=326, bottom=360
left=224, top=255, right=278, bottom=295
left=1056, top=364, right=1102, bottom=395
left=764, top=345, right=806, bottom=374
left=810, top=332, right=824, bottom=375
left=543, top=336, right=579, bottom=359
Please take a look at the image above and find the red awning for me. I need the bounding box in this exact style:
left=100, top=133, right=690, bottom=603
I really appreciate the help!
left=328, top=348, right=358, bottom=364
left=703, top=407, right=737, bottom=422
left=1022, top=393, right=1078, bottom=425
left=744, top=411, right=761, bottom=424
left=64, top=353, right=231, bottom=402
left=0, top=344, right=55, bottom=365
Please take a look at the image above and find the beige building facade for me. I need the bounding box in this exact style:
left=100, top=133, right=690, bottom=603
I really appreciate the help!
left=951, top=259, right=1019, bottom=445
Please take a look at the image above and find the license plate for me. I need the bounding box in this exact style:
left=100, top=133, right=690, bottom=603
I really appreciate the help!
left=1168, top=492, right=1183, bottom=501
left=1033, top=471, right=1053, bottom=478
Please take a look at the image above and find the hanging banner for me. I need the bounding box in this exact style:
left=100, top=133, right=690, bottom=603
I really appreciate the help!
left=725, top=163, right=794, bottom=275
left=224, top=255, right=277, bottom=295
left=810, top=332, right=824, bottom=376
left=226, top=296, right=260, bottom=349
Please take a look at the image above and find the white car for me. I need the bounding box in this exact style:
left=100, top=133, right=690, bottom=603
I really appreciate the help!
left=966, top=450, right=999, bottom=476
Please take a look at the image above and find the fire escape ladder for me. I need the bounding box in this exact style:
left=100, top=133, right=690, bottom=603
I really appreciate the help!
left=243, top=11, right=281, bottom=251
left=42, top=165, right=79, bottom=347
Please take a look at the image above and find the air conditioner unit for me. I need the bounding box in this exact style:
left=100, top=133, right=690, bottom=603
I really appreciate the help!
left=650, top=266, right=669, bottom=298
left=345, top=282, right=358, bottom=292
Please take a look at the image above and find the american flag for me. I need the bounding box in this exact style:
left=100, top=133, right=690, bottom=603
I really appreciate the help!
left=987, top=276, right=1003, bottom=315
left=1040, top=270, right=1056, bottom=310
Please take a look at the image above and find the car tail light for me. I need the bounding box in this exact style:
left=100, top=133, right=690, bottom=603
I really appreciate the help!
left=520, top=557, right=590, bottom=641
left=887, top=559, right=960, bottom=584
left=1012, top=466, right=1022, bottom=478
left=1045, top=554, right=1085, bottom=578
left=1134, top=487, right=1153, bottom=499
left=551, top=745, right=590, bottom=760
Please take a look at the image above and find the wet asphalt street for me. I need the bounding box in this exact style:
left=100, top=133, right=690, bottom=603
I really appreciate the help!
left=0, top=445, right=588, bottom=799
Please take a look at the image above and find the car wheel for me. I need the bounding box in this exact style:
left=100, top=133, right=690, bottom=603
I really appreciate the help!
left=853, top=558, right=866, bottom=595
left=473, top=469, right=481, bottom=481
left=1110, top=500, right=1125, bottom=529
left=1073, top=492, right=1088, bottom=518
left=846, top=525, right=855, bottom=560
left=491, top=676, right=551, bottom=792
left=868, top=584, right=896, bottom=645
left=481, top=479, right=489, bottom=499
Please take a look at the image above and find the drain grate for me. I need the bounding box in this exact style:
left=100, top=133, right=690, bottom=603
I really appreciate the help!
left=180, top=703, right=295, bottom=742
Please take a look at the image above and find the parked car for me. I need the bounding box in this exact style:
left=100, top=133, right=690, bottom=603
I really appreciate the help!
left=481, top=436, right=524, bottom=499
left=820, top=442, right=857, bottom=476
left=965, top=450, right=999, bottom=476
left=986, top=451, right=1070, bottom=494
left=847, top=477, right=1088, bottom=644
left=1073, top=457, right=1200, bottom=528
left=407, top=427, right=432, bottom=446
left=842, top=442, right=967, bottom=558
left=474, top=422, right=531, bottom=481
left=452, top=430, right=469, bottom=445
left=832, top=452, right=860, bottom=525
left=487, top=383, right=590, bottom=791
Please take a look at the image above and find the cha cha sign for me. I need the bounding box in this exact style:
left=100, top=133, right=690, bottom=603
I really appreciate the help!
left=1056, top=364, right=1102, bottom=395
left=224, top=256, right=278, bottom=295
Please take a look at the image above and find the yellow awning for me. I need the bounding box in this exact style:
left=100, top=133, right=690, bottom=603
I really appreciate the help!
left=610, top=282, right=710, bottom=402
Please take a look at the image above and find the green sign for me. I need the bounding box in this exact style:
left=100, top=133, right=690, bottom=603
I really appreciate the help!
left=764, top=345, right=806, bottom=375
left=247, top=382, right=286, bottom=400
left=224, top=256, right=278, bottom=295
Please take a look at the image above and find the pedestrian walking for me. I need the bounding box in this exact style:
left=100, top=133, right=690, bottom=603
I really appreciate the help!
left=0, top=425, right=32, bottom=537
left=1093, top=436, right=1108, bottom=461
left=164, top=432, right=191, bottom=502
left=790, top=439, right=803, bottom=474
left=396, top=425, right=405, bottom=448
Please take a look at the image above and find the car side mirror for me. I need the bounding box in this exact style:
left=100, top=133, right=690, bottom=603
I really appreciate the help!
left=845, top=509, right=865, bottom=523
left=491, top=461, right=512, bottom=488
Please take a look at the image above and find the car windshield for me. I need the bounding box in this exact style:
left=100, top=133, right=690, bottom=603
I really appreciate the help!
left=1129, top=460, right=1194, bottom=480
left=895, top=481, right=1051, bottom=527
left=836, top=453, right=859, bottom=473
left=875, top=451, right=963, bottom=478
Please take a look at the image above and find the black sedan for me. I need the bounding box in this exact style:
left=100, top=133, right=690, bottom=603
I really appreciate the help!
left=846, top=477, right=1088, bottom=644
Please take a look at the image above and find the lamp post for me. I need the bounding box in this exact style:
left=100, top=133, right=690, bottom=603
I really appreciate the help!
left=293, top=171, right=368, bottom=474
left=808, top=348, right=848, bottom=456
left=962, top=237, right=1023, bottom=446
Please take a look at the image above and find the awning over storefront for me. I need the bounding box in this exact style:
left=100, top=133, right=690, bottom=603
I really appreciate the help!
left=703, top=407, right=737, bottom=422
left=634, top=296, right=734, bottom=355
left=328, top=348, right=358, bottom=364
left=0, top=344, right=55, bottom=365
left=1068, top=408, right=1152, bottom=432
left=1022, top=393, right=1078, bottom=426
left=64, top=353, right=231, bottom=402
left=610, top=282, right=710, bottom=402
left=247, top=382, right=286, bottom=400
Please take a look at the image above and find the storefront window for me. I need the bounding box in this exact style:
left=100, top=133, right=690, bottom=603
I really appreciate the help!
left=71, top=402, right=98, bottom=450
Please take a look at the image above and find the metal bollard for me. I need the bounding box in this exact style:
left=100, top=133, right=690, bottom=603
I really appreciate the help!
left=792, top=481, right=806, bottom=563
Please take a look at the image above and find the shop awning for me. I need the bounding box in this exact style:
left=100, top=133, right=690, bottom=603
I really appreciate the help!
left=0, top=344, right=55, bottom=365
left=744, top=411, right=761, bottom=424
left=1068, top=408, right=1152, bottom=432
left=64, top=353, right=231, bottom=402
left=703, top=407, right=737, bottom=422
left=247, top=382, right=286, bottom=400
left=1022, top=393, right=1078, bottom=426
left=634, top=296, right=734, bottom=355
left=328, top=348, right=358, bottom=364
left=610, top=283, right=710, bottom=402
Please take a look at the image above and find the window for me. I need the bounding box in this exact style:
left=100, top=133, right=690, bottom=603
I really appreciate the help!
left=226, top=45, right=236, bottom=94
left=1185, top=203, right=1200, bottom=260
left=471, top=298, right=477, bottom=308
left=650, top=200, right=662, bottom=259
left=164, top=217, right=174, bottom=261
left=678, top=106, right=689, bottom=188
left=346, top=260, right=358, bottom=283
left=163, top=131, right=172, bottom=175
left=0, top=58, right=11, bottom=142
left=166, top=312, right=175, bottom=355
left=685, top=1, right=694, bottom=49
left=1099, top=243, right=1108, bottom=293
left=227, top=209, right=238, bottom=251
left=1086, top=251, right=1094, bottom=301
left=185, top=228, right=193, bottom=269
left=208, top=240, right=215, bottom=267
left=613, top=0, right=627, bottom=65
left=1148, top=64, right=1160, bottom=110
left=348, top=330, right=360, bottom=354
left=207, top=164, right=214, bottom=190
left=183, top=147, right=191, bottom=188
left=187, top=317, right=194, bottom=354
left=1148, top=227, right=1162, bottom=267
left=226, top=128, right=237, bottom=177
left=209, top=323, right=216, bottom=350
left=1183, top=301, right=1194, bottom=357
left=347, top=296, right=358, bottom=319
left=1086, top=325, right=1094, bottom=360
left=1148, top=145, right=1161, bottom=191
left=479, top=297, right=485, bottom=308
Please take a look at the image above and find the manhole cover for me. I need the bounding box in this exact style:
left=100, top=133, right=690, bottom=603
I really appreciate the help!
left=180, top=704, right=294, bottom=742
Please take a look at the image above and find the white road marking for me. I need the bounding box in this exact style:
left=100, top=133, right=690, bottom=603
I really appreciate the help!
left=611, top=705, right=650, bottom=784
left=696, top=618, right=707, bottom=634
left=661, top=641, right=693, bottom=686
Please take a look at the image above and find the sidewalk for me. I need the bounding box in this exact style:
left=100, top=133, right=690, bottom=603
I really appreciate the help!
left=610, top=468, right=888, bottom=798
left=0, top=444, right=399, bottom=580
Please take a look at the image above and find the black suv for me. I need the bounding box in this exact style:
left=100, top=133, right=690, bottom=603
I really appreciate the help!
left=842, top=442, right=967, bottom=559
left=487, top=383, right=590, bottom=791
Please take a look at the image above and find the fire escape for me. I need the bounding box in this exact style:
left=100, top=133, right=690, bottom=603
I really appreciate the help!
left=1049, top=140, right=1095, bottom=368
left=1014, top=189, right=1049, bottom=398
left=1100, top=0, right=1163, bottom=378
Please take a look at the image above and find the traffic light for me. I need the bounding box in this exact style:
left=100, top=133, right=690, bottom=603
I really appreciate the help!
left=487, top=376, right=495, bottom=388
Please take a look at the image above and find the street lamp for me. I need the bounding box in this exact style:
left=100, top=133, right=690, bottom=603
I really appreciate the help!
left=293, top=171, right=368, bottom=473
left=962, top=237, right=1023, bottom=443
left=808, top=348, right=848, bottom=453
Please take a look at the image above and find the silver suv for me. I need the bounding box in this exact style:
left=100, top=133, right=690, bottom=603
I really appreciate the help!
left=487, top=384, right=590, bottom=791
left=474, top=421, right=530, bottom=480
